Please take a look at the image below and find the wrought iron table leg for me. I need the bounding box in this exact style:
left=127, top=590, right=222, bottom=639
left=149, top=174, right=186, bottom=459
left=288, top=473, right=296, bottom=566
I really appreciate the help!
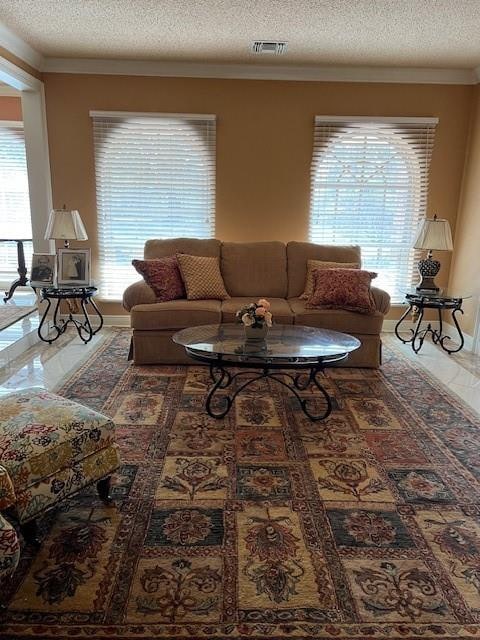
left=88, top=297, right=104, bottom=334
left=411, top=306, right=426, bottom=353
left=439, top=307, right=465, bottom=354
left=37, top=296, right=52, bottom=342
left=394, top=304, right=414, bottom=343
left=3, top=240, right=29, bottom=303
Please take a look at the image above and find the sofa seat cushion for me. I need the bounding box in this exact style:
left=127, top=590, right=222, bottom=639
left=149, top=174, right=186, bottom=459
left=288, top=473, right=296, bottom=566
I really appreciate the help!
left=0, top=389, right=117, bottom=492
left=289, top=298, right=384, bottom=335
left=131, top=299, right=222, bottom=331
left=221, top=297, right=294, bottom=324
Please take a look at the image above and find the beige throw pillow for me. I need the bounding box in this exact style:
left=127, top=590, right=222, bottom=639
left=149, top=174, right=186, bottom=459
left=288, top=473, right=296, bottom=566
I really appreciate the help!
left=177, top=254, right=230, bottom=300
left=300, top=259, right=360, bottom=300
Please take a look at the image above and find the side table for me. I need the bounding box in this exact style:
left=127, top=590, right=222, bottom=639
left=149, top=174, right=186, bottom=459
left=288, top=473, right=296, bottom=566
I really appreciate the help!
left=38, top=286, right=103, bottom=344
left=394, top=290, right=471, bottom=354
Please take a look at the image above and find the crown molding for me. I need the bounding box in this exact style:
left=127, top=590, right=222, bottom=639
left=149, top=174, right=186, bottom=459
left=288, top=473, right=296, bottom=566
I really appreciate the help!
left=43, top=57, right=478, bottom=85
left=0, top=56, right=41, bottom=90
left=0, top=21, right=43, bottom=70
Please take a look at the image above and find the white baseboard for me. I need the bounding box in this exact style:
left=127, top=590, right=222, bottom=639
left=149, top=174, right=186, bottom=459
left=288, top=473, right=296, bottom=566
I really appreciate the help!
left=102, top=315, right=131, bottom=327
left=61, top=313, right=131, bottom=327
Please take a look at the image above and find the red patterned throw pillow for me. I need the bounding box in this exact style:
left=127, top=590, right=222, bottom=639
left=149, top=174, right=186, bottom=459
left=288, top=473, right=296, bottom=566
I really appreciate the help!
left=132, top=256, right=185, bottom=302
left=307, top=268, right=377, bottom=314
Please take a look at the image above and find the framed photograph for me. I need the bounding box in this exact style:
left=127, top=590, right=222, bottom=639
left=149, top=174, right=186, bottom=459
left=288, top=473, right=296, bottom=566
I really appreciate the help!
left=30, top=253, right=56, bottom=287
left=57, top=248, right=91, bottom=287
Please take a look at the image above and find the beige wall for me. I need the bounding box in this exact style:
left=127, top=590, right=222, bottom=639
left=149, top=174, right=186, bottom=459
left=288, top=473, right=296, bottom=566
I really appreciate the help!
left=42, top=73, right=473, bottom=316
left=0, top=95, right=22, bottom=120
left=448, top=84, right=480, bottom=338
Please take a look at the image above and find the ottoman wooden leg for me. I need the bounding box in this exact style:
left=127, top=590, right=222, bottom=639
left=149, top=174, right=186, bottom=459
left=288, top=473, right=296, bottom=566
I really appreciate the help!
left=97, top=476, right=113, bottom=504
left=20, top=519, right=41, bottom=546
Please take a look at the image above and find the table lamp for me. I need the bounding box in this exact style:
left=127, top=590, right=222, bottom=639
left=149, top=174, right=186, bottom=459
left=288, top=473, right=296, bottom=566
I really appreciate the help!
left=413, top=214, right=453, bottom=291
left=44, top=207, right=88, bottom=248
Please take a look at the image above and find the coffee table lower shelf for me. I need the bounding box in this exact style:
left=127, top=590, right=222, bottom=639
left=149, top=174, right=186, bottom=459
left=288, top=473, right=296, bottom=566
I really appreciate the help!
left=186, top=349, right=348, bottom=421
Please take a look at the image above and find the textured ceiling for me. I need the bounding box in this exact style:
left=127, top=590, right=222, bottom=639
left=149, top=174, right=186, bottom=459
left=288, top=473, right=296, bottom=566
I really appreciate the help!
left=0, top=0, right=480, bottom=69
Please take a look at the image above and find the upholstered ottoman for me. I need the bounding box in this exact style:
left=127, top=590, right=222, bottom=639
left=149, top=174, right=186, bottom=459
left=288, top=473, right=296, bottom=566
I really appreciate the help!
left=0, top=388, right=120, bottom=542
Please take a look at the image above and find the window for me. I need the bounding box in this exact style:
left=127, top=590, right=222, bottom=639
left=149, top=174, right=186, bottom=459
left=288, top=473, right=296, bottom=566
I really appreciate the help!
left=0, top=122, right=32, bottom=285
left=91, top=111, right=216, bottom=300
left=310, top=117, right=437, bottom=302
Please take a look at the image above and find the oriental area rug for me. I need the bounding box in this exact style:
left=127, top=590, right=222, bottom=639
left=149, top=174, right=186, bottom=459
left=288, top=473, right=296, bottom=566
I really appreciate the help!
left=1, top=329, right=480, bottom=640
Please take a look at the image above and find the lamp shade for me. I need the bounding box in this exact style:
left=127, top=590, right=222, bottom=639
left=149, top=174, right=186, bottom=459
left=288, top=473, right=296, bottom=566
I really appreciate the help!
left=413, top=216, right=453, bottom=251
left=44, top=209, right=88, bottom=241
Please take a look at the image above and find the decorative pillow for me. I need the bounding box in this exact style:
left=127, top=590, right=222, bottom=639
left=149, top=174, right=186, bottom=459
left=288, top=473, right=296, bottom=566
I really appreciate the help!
left=176, top=254, right=230, bottom=300
left=300, top=260, right=360, bottom=300
left=132, top=256, right=185, bottom=302
left=307, top=268, right=377, bottom=314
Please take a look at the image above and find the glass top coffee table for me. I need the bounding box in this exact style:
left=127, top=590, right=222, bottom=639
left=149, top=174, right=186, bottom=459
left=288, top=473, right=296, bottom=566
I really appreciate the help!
left=173, top=324, right=360, bottom=421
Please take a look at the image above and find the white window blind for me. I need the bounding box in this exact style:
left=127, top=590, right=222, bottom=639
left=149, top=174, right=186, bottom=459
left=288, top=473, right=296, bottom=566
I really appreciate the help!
left=0, top=122, right=32, bottom=284
left=91, top=111, right=216, bottom=300
left=310, top=117, right=437, bottom=303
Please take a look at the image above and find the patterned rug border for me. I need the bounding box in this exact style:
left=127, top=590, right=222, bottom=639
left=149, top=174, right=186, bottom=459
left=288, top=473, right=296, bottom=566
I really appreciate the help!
left=383, top=337, right=480, bottom=426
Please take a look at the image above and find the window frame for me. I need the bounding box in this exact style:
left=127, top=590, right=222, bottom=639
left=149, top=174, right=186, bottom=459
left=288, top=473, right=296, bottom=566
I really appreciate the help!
left=0, top=120, right=33, bottom=287
left=91, top=111, right=216, bottom=301
left=309, top=116, right=437, bottom=303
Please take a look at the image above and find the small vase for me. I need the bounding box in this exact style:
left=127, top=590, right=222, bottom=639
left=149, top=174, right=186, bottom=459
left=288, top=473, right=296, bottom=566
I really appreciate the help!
left=244, top=323, right=268, bottom=342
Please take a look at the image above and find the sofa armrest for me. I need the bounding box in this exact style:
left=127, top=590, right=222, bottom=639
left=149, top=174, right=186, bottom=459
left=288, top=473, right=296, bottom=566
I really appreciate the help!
left=123, top=280, right=157, bottom=311
left=371, top=286, right=391, bottom=315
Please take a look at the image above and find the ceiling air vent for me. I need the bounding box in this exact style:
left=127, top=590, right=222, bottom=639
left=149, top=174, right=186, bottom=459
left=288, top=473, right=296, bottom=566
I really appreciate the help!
left=252, top=40, right=288, bottom=55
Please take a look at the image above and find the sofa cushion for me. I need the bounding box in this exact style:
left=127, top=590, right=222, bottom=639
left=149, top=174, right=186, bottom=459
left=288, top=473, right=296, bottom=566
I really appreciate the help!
left=221, top=297, right=294, bottom=324
left=132, top=257, right=185, bottom=302
left=287, top=241, right=361, bottom=298
left=177, top=254, right=230, bottom=300
left=131, top=299, right=222, bottom=331
left=0, top=389, right=117, bottom=491
left=144, top=238, right=221, bottom=260
left=307, top=268, right=377, bottom=314
left=301, top=259, right=360, bottom=300
left=289, top=297, right=384, bottom=335
left=221, top=241, right=287, bottom=298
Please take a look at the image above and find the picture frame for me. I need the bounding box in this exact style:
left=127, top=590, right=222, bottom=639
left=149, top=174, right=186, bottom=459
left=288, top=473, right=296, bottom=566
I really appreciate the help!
left=30, top=253, right=56, bottom=287
left=57, top=248, right=91, bottom=287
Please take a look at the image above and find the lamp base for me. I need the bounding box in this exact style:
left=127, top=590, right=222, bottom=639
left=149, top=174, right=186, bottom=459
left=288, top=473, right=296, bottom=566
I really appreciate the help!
left=416, top=254, right=440, bottom=291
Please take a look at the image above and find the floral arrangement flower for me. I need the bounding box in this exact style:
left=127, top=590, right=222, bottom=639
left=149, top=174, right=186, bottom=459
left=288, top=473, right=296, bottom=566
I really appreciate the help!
left=236, top=298, right=273, bottom=328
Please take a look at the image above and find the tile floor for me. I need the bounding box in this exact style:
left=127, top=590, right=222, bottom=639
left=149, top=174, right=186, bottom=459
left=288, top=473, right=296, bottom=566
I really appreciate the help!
left=0, top=325, right=479, bottom=416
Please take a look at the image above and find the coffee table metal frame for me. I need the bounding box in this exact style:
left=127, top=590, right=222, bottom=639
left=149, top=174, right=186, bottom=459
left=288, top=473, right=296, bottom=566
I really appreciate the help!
left=184, top=347, right=350, bottom=422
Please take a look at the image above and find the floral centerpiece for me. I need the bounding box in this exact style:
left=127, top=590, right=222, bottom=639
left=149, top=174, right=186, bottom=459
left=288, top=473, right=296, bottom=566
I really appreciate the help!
left=236, top=298, right=273, bottom=341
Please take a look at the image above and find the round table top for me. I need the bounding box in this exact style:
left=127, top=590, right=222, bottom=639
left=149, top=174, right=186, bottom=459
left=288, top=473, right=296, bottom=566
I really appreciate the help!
left=173, top=323, right=361, bottom=364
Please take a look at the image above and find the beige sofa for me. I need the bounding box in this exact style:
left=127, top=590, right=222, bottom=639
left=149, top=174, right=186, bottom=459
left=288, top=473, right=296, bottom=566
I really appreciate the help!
left=123, top=238, right=390, bottom=367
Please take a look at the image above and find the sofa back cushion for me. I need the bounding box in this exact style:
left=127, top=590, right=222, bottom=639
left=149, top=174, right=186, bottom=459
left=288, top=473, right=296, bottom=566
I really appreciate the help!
left=287, top=241, right=361, bottom=298
left=144, top=238, right=221, bottom=260
left=221, top=241, right=287, bottom=298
